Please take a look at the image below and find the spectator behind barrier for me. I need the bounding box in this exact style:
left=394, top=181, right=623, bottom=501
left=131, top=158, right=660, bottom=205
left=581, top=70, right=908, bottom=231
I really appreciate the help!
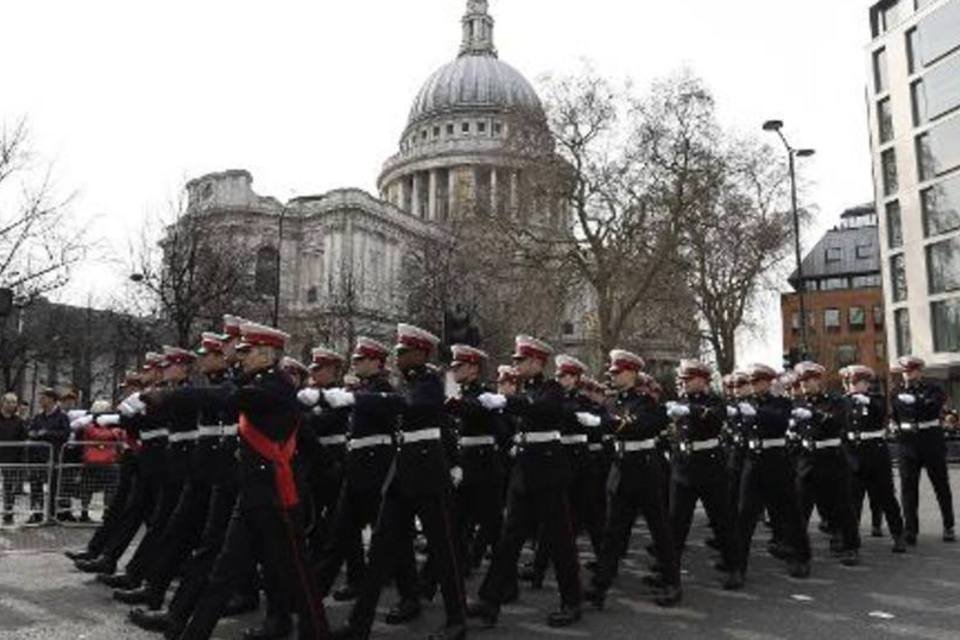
left=27, top=388, right=71, bottom=522
left=0, top=393, right=26, bottom=524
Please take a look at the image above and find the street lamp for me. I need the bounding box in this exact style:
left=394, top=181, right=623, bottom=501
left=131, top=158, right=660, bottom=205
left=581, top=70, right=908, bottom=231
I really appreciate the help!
left=273, top=203, right=290, bottom=328
left=763, top=120, right=815, bottom=361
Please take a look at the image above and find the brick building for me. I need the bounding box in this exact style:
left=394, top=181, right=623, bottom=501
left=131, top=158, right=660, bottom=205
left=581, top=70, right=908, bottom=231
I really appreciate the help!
left=781, top=205, right=889, bottom=391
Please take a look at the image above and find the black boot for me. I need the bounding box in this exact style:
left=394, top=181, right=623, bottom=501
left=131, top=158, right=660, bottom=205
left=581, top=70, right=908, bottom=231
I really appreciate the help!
left=583, top=585, right=607, bottom=610
left=722, top=570, right=745, bottom=590
left=944, top=527, right=956, bottom=543
left=332, top=584, right=359, bottom=602
left=425, top=624, right=467, bottom=640
left=223, top=592, right=260, bottom=616
left=330, top=622, right=369, bottom=640
left=129, top=608, right=170, bottom=632
left=113, top=585, right=160, bottom=608
left=466, top=600, right=499, bottom=628
left=788, top=560, right=811, bottom=578
left=840, top=549, right=860, bottom=567
left=242, top=616, right=292, bottom=640
left=76, top=555, right=116, bottom=575
left=97, top=572, right=138, bottom=589
left=546, top=604, right=581, bottom=627
left=892, top=536, right=907, bottom=553
left=385, top=598, right=421, bottom=625
left=655, top=585, right=683, bottom=608
left=64, top=549, right=93, bottom=562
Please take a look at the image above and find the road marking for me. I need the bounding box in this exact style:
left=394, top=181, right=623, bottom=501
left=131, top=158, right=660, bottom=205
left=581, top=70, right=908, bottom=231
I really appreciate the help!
left=515, top=622, right=591, bottom=636
left=616, top=598, right=707, bottom=620
left=869, top=611, right=896, bottom=619
left=790, top=594, right=813, bottom=602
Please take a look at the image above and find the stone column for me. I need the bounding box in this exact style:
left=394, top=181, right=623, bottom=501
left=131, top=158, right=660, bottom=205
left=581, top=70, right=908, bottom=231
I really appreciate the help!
left=411, top=172, right=421, bottom=218
left=490, top=167, right=498, bottom=216
left=398, top=179, right=408, bottom=213
left=428, top=170, right=438, bottom=221
left=510, top=170, right=519, bottom=218
left=448, top=169, right=457, bottom=220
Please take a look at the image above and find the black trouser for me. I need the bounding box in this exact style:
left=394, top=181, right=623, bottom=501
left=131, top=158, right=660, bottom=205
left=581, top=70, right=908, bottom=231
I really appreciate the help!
left=124, top=479, right=183, bottom=582
left=457, top=477, right=504, bottom=567
left=1, top=468, right=21, bottom=517
left=796, top=451, right=860, bottom=552
left=670, top=454, right=735, bottom=568
left=733, top=451, right=810, bottom=574
left=849, top=445, right=904, bottom=539
left=593, top=455, right=678, bottom=590
left=349, top=485, right=466, bottom=633
left=30, top=463, right=58, bottom=517
left=86, top=455, right=138, bottom=556
left=479, top=473, right=581, bottom=609
left=178, top=501, right=327, bottom=640
left=99, top=472, right=162, bottom=563
left=900, top=432, right=955, bottom=536
left=725, top=449, right=744, bottom=536
left=306, top=473, right=344, bottom=560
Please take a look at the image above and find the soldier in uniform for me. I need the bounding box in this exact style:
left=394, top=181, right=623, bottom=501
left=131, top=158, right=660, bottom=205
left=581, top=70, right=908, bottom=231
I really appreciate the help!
left=585, top=350, right=680, bottom=609
left=447, top=345, right=506, bottom=572
left=468, top=335, right=582, bottom=629
left=175, top=321, right=328, bottom=640
left=890, top=355, right=955, bottom=544
left=323, top=324, right=466, bottom=640
left=791, top=362, right=861, bottom=566
left=666, top=360, right=738, bottom=588
left=840, top=364, right=906, bottom=552
left=719, top=372, right=751, bottom=556
left=728, top=364, right=812, bottom=587
left=306, top=337, right=420, bottom=623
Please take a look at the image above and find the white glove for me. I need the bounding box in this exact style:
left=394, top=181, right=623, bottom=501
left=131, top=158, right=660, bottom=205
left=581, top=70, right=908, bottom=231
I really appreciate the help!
left=576, top=412, right=602, bottom=428
left=852, top=393, right=871, bottom=406
left=478, top=392, right=507, bottom=411
left=97, top=414, right=121, bottom=427
left=70, top=415, right=93, bottom=431
left=322, top=388, right=356, bottom=409
left=67, top=409, right=88, bottom=421
left=898, top=393, right=916, bottom=405
left=791, top=407, right=813, bottom=421
left=297, top=387, right=321, bottom=407
left=120, top=392, right=146, bottom=417
left=450, top=466, right=463, bottom=487
left=726, top=405, right=739, bottom=418
left=738, top=402, right=757, bottom=418
left=667, top=403, right=690, bottom=419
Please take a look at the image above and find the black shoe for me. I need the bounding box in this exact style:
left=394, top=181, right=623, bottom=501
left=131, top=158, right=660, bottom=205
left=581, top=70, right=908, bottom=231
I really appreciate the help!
left=466, top=600, right=499, bottom=628
left=788, top=561, right=811, bottom=579
left=767, top=541, right=790, bottom=560
left=905, top=533, right=918, bottom=546
left=641, top=574, right=665, bottom=589
left=385, top=599, right=421, bottom=625
left=546, top=604, right=581, bottom=627
left=840, top=550, right=860, bottom=567
left=58, top=513, right=77, bottom=523
left=871, top=526, right=884, bottom=538
left=944, top=527, right=956, bottom=543
left=98, top=572, right=138, bottom=589
left=332, top=584, right=359, bottom=602
left=892, top=536, right=907, bottom=553
left=129, top=608, right=170, bottom=632
left=64, top=549, right=92, bottom=562
left=518, top=564, right=537, bottom=581
left=79, top=512, right=92, bottom=523
left=585, top=560, right=598, bottom=573
left=654, top=585, right=683, bottom=608
left=113, top=585, right=159, bottom=608
left=242, top=616, right=292, bottom=640
left=425, top=624, right=467, bottom=640
left=704, top=537, right=719, bottom=551
left=713, top=560, right=733, bottom=573
left=584, top=586, right=606, bottom=610
left=223, top=592, right=260, bottom=616
left=76, top=555, right=116, bottom=575
left=330, top=623, right=368, bottom=640
left=722, top=570, right=745, bottom=590
left=818, top=521, right=831, bottom=534
left=501, top=582, right=519, bottom=604
left=419, top=578, right=438, bottom=602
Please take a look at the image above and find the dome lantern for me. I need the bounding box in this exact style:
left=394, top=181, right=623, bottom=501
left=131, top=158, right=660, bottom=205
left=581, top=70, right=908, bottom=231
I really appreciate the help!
left=460, top=0, right=497, bottom=58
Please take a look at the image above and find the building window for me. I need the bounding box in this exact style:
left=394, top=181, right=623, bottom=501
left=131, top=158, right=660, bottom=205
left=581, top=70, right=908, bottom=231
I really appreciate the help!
left=852, top=274, right=882, bottom=288
left=882, top=148, right=898, bottom=195
left=825, top=247, right=843, bottom=263
left=433, top=126, right=440, bottom=138
left=421, top=129, right=428, bottom=140
left=306, top=286, right=318, bottom=304
left=926, top=235, right=960, bottom=293
left=912, top=54, right=960, bottom=125
left=931, top=296, right=960, bottom=352
left=822, top=277, right=848, bottom=291
left=255, top=246, right=279, bottom=296
left=914, top=0, right=960, bottom=66
left=891, top=253, right=908, bottom=302
left=849, top=306, right=867, bottom=330
left=907, top=27, right=920, bottom=74
left=477, top=121, right=487, bottom=134
left=875, top=339, right=886, bottom=359
left=462, top=122, right=470, bottom=133
left=493, top=122, right=502, bottom=136
left=836, top=344, right=860, bottom=368
left=894, top=308, right=912, bottom=357
left=562, top=321, right=575, bottom=336
left=923, top=173, right=960, bottom=237
left=916, top=112, right=960, bottom=181
left=878, top=97, right=894, bottom=143
left=874, top=304, right=885, bottom=327
left=887, top=200, right=904, bottom=248
left=873, top=47, right=889, bottom=94
left=855, top=244, right=874, bottom=259
left=824, top=308, right=841, bottom=330
left=447, top=123, right=454, bottom=136
left=791, top=311, right=815, bottom=333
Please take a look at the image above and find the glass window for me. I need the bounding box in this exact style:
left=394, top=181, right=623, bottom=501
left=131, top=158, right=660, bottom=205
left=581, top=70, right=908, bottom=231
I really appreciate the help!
left=882, top=148, right=898, bottom=195
left=850, top=306, right=867, bottom=329
left=912, top=54, right=960, bottom=124
left=907, top=28, right=920, bottom=74
left=825, top=247, right=843, bottom=263
left=875, top=339, right=886, bottom=359
left=493, top=122, right=503, bottom=136
left=915, top=0, right=960, bottom=66
left=878, top=98, right=894, bottom=143
left=852, top=274, right=882, bottom=288
left=822, top=277, right=849, bottom=291
left=927, top=235, right=960, bottom=293
left=922, top=173, right=960, bottom=237
left=824, top=308, right=841, bottom=329
left=894, top=308, right=912, bottom=357
left=875, top=304, right=885, bottom=326
left=891, top=253, right=908, bottom=302
left=874, top=48, right=889, bottom=94
left=931, top=296, right=960, bottom=352
left=836, top=344, right=860, bottom=368
left=462, top=122, right=470, bottom=133
left=887, top=201, right=904, bottom=248
left=882, top=1, right=906, bottom=33
left=254, top=246, right=279, bottom=296
left=477, top=122, right=487, bottom=134
left=856, top=244, right=874, bottom=259
left=306, top=286, right=318, bottom=304
left=917, top=115, right=960, bottom=181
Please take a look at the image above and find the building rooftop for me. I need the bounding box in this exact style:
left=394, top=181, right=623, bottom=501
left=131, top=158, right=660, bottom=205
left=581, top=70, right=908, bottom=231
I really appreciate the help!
left=789, top=207, right=881, bottom=287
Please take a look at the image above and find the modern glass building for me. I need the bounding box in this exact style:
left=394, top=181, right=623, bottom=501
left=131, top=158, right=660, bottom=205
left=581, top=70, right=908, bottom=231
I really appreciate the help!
left=867, top=0, right=960, bottom=404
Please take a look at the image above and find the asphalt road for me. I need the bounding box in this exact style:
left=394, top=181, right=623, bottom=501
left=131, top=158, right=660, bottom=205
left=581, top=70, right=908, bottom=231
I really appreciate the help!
left=2, top=472, right=960, bottom=640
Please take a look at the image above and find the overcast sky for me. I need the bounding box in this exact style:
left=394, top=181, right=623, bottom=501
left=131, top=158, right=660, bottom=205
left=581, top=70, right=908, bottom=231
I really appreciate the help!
left=2, top=0, right=879, bottom=366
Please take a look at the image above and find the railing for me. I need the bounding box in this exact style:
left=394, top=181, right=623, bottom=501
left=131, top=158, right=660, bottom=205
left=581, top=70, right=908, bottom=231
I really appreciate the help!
left=0, top=442, right=53, bottom=528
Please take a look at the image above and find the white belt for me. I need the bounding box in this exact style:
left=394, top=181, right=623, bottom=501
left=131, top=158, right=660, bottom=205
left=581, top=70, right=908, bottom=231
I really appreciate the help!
left=816, top=438, right=842, bottom=448
left=169, top=430, right=199, bottom=443
left=561, top=434, right=588, bottom=445
left=222, top=424, right=238, bottom=436
left=460, top=435, right=496, bottom=447
left=859, top=430, right=886, bottom=441
left=691, top=438, right=720, bottom=452
left=620, top=438, right=657, bottom=452
left=588, top=443, right=605, bottom=452
left=751, top=438, right=786, bottom=450
left=514, top=431, right=561, bottom=444
left=899, top=420, right=940, bottom=431
left=398, top=428, right=441, bottom=444
left=347, top=434, right=394, bottom=451
left=140, top=428, right=169, bottom=441
left=198, top=424, right=238, bottom=437
left=318, top=434, right=348, bottom=446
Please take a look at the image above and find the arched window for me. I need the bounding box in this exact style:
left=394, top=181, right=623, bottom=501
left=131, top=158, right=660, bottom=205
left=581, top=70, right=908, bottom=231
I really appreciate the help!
left=255, top=246, right=279, bottom=296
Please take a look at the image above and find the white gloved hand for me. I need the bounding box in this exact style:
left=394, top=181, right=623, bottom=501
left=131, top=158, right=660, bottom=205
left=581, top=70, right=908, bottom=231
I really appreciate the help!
left=120, top=392, right=146, bottom=417
left=852, top=393, right=871, bottom=406
left=478, top=392, right=507, bottom=411
left=667, top=403, right=690, bottom=419
left=322, top=388, right=356, bottom=409
left=738, top=402, right=757, bottom=418
left=70, top=415, right=93, bottom=431
left=450, top=466, right=463, bottom=487
left=897, top=393, right=917, bottom=405
left=67, top=409, right=88, bottom=422
left=575, top=412, right=602, bottom=428
left=96, top=414, right=122, bottom=427
left=726, top=405, right=739, bottom=418
left=792, top=407, right=813, bottom=421
left=297, top=387, right=321, bottom=407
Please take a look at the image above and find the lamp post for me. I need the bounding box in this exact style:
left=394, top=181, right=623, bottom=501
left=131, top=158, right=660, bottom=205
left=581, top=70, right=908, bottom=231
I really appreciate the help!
left=273, top=203, right=290, bottom=328
left=763, top=120, right=815, bottom=361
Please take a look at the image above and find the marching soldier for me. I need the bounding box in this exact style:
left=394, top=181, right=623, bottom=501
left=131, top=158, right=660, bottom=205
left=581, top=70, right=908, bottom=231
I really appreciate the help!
left=468, top=335, right=583, bottom=629
left=176, top=321, right=328, bottom=640
left=585, top=350, right=680, bottom=609
left=322, top=324, right=466, bottom=640
left=720, top=372, right=751, bottom=554
left=791, top=361, right=861, bottom=566
left=890, top=356, right=955, bottom=544
left=840, top=365, right=906, bottom=553
left=666, top=360, right=738, bottom=588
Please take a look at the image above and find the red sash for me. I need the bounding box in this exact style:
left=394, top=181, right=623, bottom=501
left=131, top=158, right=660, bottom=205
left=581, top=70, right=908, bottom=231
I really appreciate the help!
left=239, top=413, right=300, bottom=508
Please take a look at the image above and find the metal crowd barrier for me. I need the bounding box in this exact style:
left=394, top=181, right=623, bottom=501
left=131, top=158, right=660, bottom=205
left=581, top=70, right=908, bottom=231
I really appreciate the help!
left=0, top=442, right=54, bottom=528
left=54, top=440, right=127, bottom=526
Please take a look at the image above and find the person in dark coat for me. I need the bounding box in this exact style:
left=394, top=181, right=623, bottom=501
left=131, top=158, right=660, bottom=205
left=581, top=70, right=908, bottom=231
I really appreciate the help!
left=27, top=388, right=71, bottom=522
left=0, top=392, right=27, bottom=524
